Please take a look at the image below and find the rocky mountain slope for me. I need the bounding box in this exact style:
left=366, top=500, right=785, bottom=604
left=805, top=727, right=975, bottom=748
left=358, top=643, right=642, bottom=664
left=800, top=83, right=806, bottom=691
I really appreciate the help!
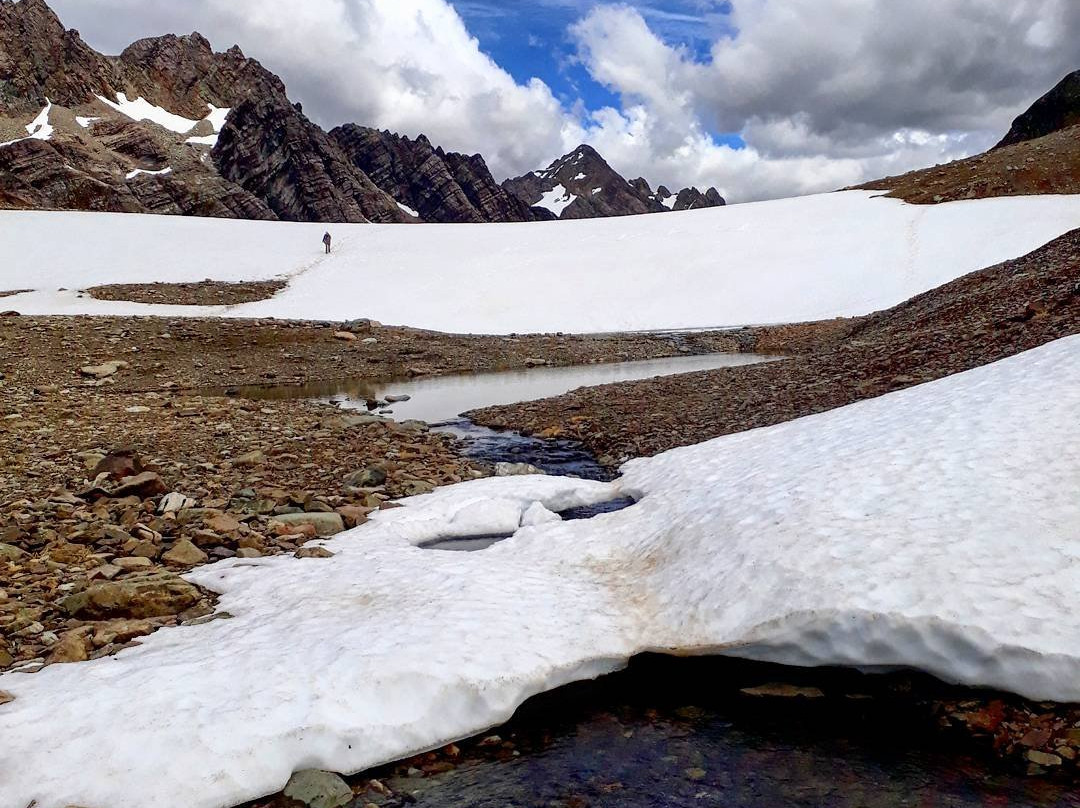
left=214, top=98, right=408, bottom=224
left=995, top=69, right=1080, bottom=149
left=855, top=69, right=1080, bottom=204
left=330, top=125, right=537, bottom=223
left=503, top=144, right=726, bottom=219
left=0, top=0, right=727, bottom=224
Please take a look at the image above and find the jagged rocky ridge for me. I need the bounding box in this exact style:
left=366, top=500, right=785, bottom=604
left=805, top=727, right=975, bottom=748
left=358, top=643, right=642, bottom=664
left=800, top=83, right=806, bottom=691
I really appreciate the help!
left=331, top=125, right=538, bottom=223
left=503, top=144, right=726, bottom=220
left=0, top=0, right=727, bottom=223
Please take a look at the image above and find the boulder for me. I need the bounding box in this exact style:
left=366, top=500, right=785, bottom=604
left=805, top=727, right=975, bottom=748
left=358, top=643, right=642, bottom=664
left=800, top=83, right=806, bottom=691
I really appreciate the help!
left=61, top=572, right=203, bottom=620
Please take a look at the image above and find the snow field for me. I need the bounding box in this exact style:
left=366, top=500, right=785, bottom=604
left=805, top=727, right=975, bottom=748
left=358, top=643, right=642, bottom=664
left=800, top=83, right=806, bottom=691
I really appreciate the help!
left=2, top=191, right=1080, bottom=332
left=3, top=335, right=1080, bottom=808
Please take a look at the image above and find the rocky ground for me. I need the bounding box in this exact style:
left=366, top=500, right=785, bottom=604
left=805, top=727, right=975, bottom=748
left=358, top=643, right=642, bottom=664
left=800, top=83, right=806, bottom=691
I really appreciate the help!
left=87, top=279, right=288, bottom=306
left=4, top=233, right=1080, bottom=795
left=1, top=312, right=755, bottom=393
left=0, top=313, right=764, bottom=679
left=852, top=123, right=1080, bottom=204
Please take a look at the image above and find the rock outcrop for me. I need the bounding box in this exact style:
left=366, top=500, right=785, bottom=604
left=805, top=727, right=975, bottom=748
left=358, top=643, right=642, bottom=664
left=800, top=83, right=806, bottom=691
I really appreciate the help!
left=0, top=0, right=122, bottom=114
left=213, top=98, right=409, bottom=223
left=503, top=144, right=725, bottom=219
left=115, top=33, right=288, bottom=120
left=331, top=125, right=536, bottom=223
left=996, top=70, right=1080, bottom=149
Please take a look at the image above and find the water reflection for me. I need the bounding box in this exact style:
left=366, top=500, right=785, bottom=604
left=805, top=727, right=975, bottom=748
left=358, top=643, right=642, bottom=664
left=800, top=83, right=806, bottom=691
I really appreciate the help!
left=219, top=353, right=779, bottom=425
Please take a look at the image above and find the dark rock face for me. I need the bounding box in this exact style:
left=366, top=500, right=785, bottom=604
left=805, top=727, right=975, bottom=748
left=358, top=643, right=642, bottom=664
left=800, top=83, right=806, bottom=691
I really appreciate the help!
left=0, top=0, right=122, bottom=114
left=670, top=186, right=727, bottom=211
left=996, top=71, right=1080, bottom=149
left=503, top=144, right=726, bottom=219
left=331, top=125, right=535, bottom=223
left=213, top=97, right=408, bottom=223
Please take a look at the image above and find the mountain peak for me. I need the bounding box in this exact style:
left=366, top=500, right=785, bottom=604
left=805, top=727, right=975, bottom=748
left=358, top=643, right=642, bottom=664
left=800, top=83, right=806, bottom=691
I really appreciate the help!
left=503, top=144, right=725, bottom=219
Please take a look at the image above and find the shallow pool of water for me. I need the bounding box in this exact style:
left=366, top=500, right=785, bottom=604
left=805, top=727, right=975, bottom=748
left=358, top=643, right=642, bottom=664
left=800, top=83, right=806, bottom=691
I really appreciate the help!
left=221, top=352, right=778, bottom=425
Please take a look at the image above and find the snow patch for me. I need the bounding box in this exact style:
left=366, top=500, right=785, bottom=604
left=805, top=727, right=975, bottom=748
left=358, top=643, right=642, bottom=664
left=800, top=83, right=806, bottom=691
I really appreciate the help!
left=185, top=134, right=219, bottom=147
left=2, top=192, right=1080, bottom=332
left=74, top=116, right=100, bottom=129
left=396, top=201, right=420, bottom=218
left=536, top=183, right=578, bottom=216
left=572, top=172, right=587, bottom=181
left=205, top=104, right=230, bottom=133
left=96, top=93, right=199, bottom=134
left=5, top=336, right=1080, bottom=808
left=125, top=167, right=173, bottom=180
left=0, top=100, right=53, bottom=148
left=661, top=195, right=677, bottom=210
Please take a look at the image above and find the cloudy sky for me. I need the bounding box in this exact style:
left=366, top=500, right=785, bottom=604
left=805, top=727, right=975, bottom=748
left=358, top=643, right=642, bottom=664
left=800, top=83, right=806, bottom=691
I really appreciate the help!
left=50, top=0, right=1080, bottom=201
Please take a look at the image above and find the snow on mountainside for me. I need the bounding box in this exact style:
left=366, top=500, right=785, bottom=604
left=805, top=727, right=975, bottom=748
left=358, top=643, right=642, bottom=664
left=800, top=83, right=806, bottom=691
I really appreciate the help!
left=3, top=191, right=1080, bottom=332
left=502, top=144, right=726, bottom=220
left=4, top=333, right=1080, bottom=808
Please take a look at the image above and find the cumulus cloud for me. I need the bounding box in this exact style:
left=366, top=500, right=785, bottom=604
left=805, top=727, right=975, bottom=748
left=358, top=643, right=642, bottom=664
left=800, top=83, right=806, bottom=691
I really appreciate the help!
left=570, top=0, right=1080, bottom=200
left=49, top=0, right=1080, bottom=201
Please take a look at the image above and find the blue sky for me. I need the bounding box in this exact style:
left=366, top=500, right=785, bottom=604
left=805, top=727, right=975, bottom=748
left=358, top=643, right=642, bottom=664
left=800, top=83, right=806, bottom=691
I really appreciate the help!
left=454, top=0, right=745, bottom=146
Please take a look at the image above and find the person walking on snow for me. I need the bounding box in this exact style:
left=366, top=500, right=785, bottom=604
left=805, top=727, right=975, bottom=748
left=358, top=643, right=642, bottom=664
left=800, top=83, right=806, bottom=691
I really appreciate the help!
left=323, top=232, right=332, bottom=254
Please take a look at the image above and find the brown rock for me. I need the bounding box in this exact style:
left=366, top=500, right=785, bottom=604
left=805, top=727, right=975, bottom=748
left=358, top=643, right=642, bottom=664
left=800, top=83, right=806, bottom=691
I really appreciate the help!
left=61, top=572, right=203, bottom=619
left=206, top=514, right=242, bottom=534
left=114, top=556, right=154, bottom=571
left=92, top=619, right=153, bottom=647
left=109, top=471, right=167, bottom=499
left=92, top=450, right=144, bottom=481
left=162, top=539, right=209, bottom=567
left=48, top=630, right=90, bottom=664
left=335, top=504, right=370, bottom=528
left=295, top=546, right=335, bottom=559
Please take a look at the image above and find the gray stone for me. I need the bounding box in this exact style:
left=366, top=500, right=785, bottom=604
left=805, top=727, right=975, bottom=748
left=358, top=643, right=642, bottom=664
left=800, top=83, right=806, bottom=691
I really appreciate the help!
left=1027, top=750, right=1063, bottom=767
left=282, top=769, right=353, bottom=808
left=494, top=462, right=545, bottom=477
left=344, top=466, right=387, bottom=488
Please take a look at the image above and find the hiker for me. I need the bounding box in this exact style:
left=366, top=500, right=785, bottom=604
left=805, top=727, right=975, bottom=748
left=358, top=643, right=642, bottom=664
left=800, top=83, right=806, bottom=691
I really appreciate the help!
left=323, top=232, right=332, bottom=254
